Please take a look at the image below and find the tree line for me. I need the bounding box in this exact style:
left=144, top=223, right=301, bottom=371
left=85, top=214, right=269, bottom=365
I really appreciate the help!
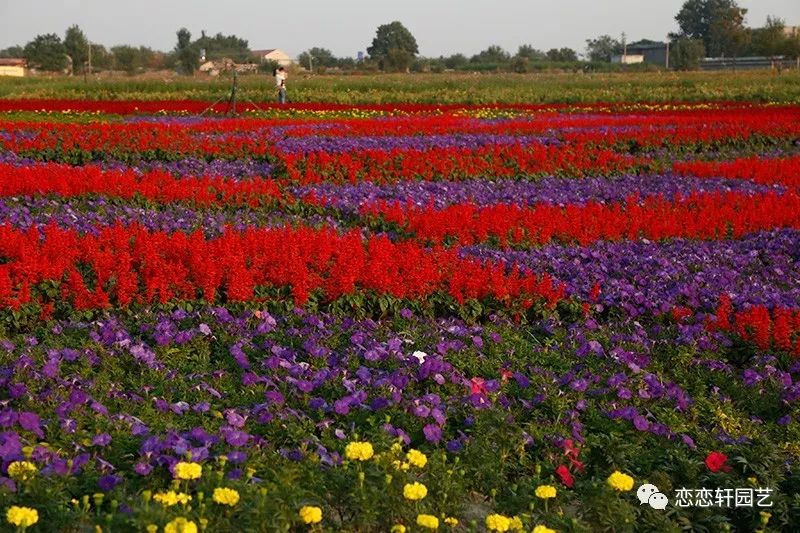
left=2, top=0, right=797, bottom=75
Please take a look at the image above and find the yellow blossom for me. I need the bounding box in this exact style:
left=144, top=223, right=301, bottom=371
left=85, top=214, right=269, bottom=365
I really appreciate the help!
left=299, top=505, right=322, bottom=524
left=532, top=526, right=556, bottom=533
left=486, top=514, right=513, bottom=532
left=444, top=516, right=459, bottom=527
left=416, top=514, right=439, bottom=530
left=390, top=525, right=407, bottom=533
left=212, top=487, right=240, bottom=506
left=391, top=442, right=403, bottom=454
left=510, top=516, right=523, bottom=531
left=174, top=461, right=202, bottom=480
left=146, top=525, right=158, bottom=533
left=403, top=481, right=428, bottom=501
left=344, top=441, right=374, bottom=461
left=405, top=449, right=428, bottom=468
left=164, top=517, right=197, bottom=533
left=153, top=491, right=192, bottom=507
left=535, top=484, right=557, bottom=499
left=6, top=506, right=39, bottom=528
left=7, top=461, right=37, bottom=481
left=607, top=471, right=635, bottom=492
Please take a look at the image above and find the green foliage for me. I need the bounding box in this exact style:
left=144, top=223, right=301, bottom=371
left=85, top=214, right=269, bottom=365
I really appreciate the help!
left=63, top=25, right=89, bottom=74
left=367, top=21, right=419, bottom=71
left=471, top=45, right=510, bottom=64
left=174, top=27, right=199, bottom=74
left=111, top=46, right=141, bottom=74
left=585, top=35, right=624, bottom=62
left=670, top=38, right=706, bottom=70
left=297, top=47, right=338, bottom=71
left=517, top=45, right=546, bottom=61
left=194, top=30, right=250, bottom=63
left=674, top=0, right=748, bottom=57
left=0, top=45, right=24, bottom=58
left=547, top=48, right=579, bottom=62
left=23, top=33, right=68, bottom=72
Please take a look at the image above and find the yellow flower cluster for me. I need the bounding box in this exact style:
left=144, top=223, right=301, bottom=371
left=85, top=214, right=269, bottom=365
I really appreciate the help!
left=532, top=525, right=556, bottom=533
left=164, top=517, right=197, bottom=533
left=6, top=506, right=39, bottom=528
left=444, top=516, right=459, bottom=527
left=344, top=441, right=374, bottom=461
left=390, top=525, right=406, bottom=533
left=535, top=484, right=557, bottom=499
left=153, top=491, right=192, bottom=506
left=405, top=449, right=427, bottom=468
left=212, top=487, right=240, bottom=506
left=486, top=514, right=512, bottom=532
left=174, top=461, right=202, bottom=480
left=607, top=470, right=635, bottom=492
left=299, top=505, right=323, bottom=524
left=403, top=481, right=428, bottom=501
left=7, top=461, right=37, bottom=481
left=416, top=514, right=439, bottom=529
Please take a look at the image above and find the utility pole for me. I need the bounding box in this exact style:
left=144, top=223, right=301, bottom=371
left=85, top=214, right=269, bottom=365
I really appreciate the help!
left=622, top=32, right=627, bottom=64
left=86, top=42, right=92, bottom=81
left=665, top=39, right=669, bottom=70
left=309, top=54, right=314, bottom=73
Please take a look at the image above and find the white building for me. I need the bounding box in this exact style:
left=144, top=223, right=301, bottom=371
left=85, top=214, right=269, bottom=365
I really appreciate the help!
left=251, top=49, right=293, bottom=66
left=611, top=54, right=644, bottom=64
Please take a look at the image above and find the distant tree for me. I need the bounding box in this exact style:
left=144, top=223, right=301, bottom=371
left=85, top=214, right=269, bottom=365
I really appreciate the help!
left=471, top=45, right=510, bottom=63
left=510, top=56, right=529, bottom=73
left=89, top=44, right=113, bottom=70
left=367, top=21, right=419, bottom=71
left=546, top=48, right=578, bottom=62
left=194, top=31, right=250, bottom=62
left=23, top=33, right=67, bottom=71
left=336, top=57, right=357, bottom=70
left=750, top=16, right=789, bottom=58
left=297, top=47, right=338, bottom=71
left=63, top=25, right=89, bottom=74
left=674, top=0, right=747, bottom=56
left=516, top=44, right=546, bottom=61
left=111, top=45, right=140, bottom=74
left=670, top=37, right=706, bottom=69
left=175, top=28, right=199, bottom=74
left=0, top=45, right=24, bottom=58
left=443, top=53, right=468, bottom=69
left=585, top=35, right=623, bottom=62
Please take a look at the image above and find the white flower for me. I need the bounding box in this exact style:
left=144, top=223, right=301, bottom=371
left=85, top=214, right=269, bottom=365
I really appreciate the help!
left=411, top=351, right=428, bottom=364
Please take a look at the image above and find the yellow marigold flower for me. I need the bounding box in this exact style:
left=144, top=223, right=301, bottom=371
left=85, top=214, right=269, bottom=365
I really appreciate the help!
left=535, top=484, right=557, bottom=499
left=532, top=526, right=556, bottom=533
left=153, top=491, right=192, bottom=506
left=390, top=525, right=407, bottom=533
left=299, top=505, right=323, bottom=524
left=416, top=514, right=439, bottom=530
left=607, top=470, right=635, bottom=492
left=344, top=441, right=374, bottom=461
left=173, top=461, right=202, bottom=480
left=391, top=442, right=403, bottom=454
left=444, top=516, right=459, bottom=527
left=164, top=517, right=197, bottom=533
left=406, top=449, right=428, bottom=468
left=146, top=525, right=158, bottom=533
left=403, top=481, right=428, bottom=501
left=6, top=506, right=39, bottom=528
left=7, top=461, right=37, bottom=481
left=510, top=516, right=523, bottom=531
left=486, top=514, right=513, bottom=532
left=212, top=487, right=240, bottom=506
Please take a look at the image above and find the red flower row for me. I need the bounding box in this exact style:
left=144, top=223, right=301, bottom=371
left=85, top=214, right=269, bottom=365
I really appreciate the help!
left=283, top=143, right=636, bottom=184
left=674, top=155, right=800, bottom=190
left=0, top=163, right=284, bottom=206
left=360, top=191, right=800, bottom=246
left=0, top=224, right=565, bottom=311
left=706, top=294, right=800, bottom=355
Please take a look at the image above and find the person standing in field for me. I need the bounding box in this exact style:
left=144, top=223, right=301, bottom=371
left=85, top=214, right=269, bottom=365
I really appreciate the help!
left=274, top=66, right=287, bottom=104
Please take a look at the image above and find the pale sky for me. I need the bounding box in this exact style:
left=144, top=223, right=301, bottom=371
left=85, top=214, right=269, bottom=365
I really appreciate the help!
left=1, top=0, right=798, bottom=59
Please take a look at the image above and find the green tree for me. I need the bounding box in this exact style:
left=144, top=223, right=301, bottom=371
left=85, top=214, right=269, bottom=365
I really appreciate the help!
left=88, top=44, right=113, bottom=71
left=23, top=33, right=67, bottom=71
left=367, top=21, right=419, bottom=71
left=111, top=45, right=140, bottom=74
left=175, top=27, right=199, bottom=74
left=297, top=47, right=338, bottom=71
left=471, top=45, right=510, bottom=63
left=516, top=44, right=546, bottom=61
left=674, top=0, right=747, bottom=56
left=547, top=48, right=578, bottom=62
left=670, top=37, right=706, bottom=69
left=443, top=53, right=468, bottom=69
left=63, top=25, right=89, bottom=74
left=194, top=31, right=250, bottom=62
left=0, top=45, right=24, bottom=58
left=585, top=35, right=623, bottom=62
left=751, top=16, right=788, bottom=58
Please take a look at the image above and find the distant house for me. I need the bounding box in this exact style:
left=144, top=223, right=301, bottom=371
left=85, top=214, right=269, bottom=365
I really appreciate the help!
left=251, top=49, right=293, bottom=66
left=625, top=40, right=668, bottom=65
left=611, top=54, right=644, bottom=64
left=784, top=25, right=799, bottom=38
left=0, top=58, right=26, bottom=77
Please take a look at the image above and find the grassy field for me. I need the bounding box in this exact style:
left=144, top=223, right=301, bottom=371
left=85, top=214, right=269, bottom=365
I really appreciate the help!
left=1, top=70, right=799, bottom=104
